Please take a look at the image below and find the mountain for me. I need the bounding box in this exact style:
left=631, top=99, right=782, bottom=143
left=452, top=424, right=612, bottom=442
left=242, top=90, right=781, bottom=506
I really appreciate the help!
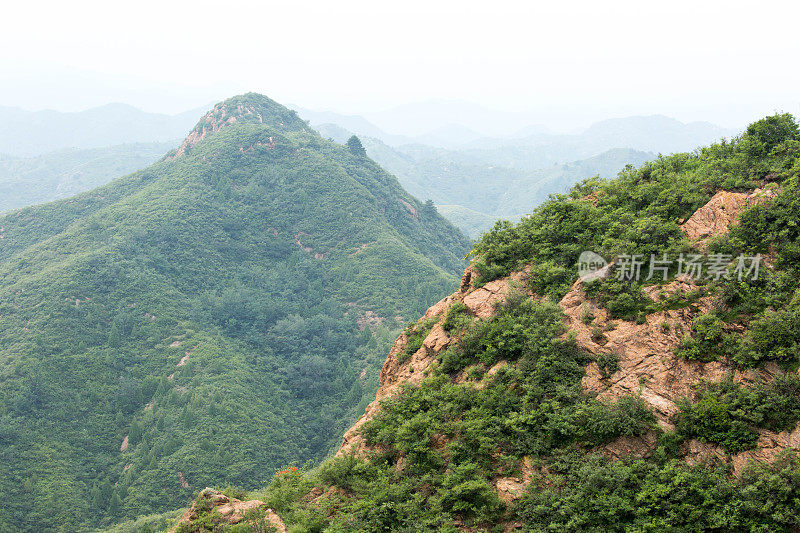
left=362, top=137, right=654, bottom=236
left=362, top=100, right=536, bottom=138
left=580, top=114, right=735, bottom=154
left=0, top=103, right=207, bottom=157
left=494, top=147, right=656, bottom=216
left=0, top=141, right=179, bottom=213
left=296, top=108, right=414, bottom=147
left=0, top=93, right=470, bottom=531
left=413, top=123, right=485, bottom=148
left=435, top=205, right=497, bottom=239
left=163, top=114, right=800, bottom=532
left=316, top=115, right=727, bottom=237
left=458, top=115, right=737, bottom=166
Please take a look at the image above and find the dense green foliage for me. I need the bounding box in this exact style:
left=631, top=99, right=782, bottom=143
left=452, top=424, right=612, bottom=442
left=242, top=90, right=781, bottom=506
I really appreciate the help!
left=675, top=312, right=727, bottom=361
left=472, top=114, right=800, bottom=365
left=675, top=376, right=800, bottom=453
left=0, top=93, right=470, bottom=531
left=241, top=293, right=800, bottom=532
left=237, top=297, right=658, bottom=530
left=517, top=451, right=800, bottom=532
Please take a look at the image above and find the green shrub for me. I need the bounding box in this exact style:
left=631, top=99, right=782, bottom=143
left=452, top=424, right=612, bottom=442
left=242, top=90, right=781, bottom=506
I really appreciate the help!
left=218, top=485, right=249, bottom=501
left=440, top=296, right=565, bottom=374
left=518, top=451, right=800, bottom=532
left=585, top=280, right=652, bottom=322
left=735, top=307, right=800, bottom=365
left=441, top=300, right=470, bottom=333
left=439, top=462, right=503, bottom=519
left=675, top=312, right=727, bottom=361
left=674, top=376, right=800, bottom=453
left=675, top=381, right=759, bottom=453
left=563, top=395, right=656, bottom=446
left=400, top=317, right=439, bottom=363
left=316, top=454, right=374, bottom=492
left=594, top=351, right=619, bottom=378
left=528, top=260, right=575, bottom=301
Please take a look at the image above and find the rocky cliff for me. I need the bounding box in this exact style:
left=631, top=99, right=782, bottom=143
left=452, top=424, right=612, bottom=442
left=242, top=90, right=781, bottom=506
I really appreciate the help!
left=337, top=184, right=799, bottom=492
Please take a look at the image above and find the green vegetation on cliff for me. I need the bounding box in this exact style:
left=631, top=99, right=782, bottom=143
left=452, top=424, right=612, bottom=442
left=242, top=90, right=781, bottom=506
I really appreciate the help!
left=207, top=114, right=800, bottom=532
left=229, top=293, right=800, bottom=532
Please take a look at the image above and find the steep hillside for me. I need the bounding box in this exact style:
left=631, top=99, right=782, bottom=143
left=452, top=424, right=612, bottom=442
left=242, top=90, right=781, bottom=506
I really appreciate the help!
left=0, top=141, right=178, bottom=213
left=0, top=93, right=470, bottom=531
left=170, top=114, right=800, bottom=532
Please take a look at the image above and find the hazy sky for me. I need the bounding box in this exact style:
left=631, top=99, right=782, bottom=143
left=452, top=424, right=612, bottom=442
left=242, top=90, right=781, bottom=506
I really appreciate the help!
left=2, top=0, right=798, bottom=131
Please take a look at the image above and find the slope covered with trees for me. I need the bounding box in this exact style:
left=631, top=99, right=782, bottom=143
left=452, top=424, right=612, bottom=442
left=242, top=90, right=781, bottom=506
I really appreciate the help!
left=164, top=114, right=800, bottom=532
left=0, top=93, right=470, bottom=531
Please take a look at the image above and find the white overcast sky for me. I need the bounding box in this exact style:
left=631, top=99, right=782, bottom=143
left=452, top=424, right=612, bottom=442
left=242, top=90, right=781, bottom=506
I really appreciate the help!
left=1, top=0, right=798, bottom=131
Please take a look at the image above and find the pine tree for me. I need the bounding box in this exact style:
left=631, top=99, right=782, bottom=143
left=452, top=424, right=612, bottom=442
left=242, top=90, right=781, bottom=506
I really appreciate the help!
left=346, top=135, right=367, bottom=157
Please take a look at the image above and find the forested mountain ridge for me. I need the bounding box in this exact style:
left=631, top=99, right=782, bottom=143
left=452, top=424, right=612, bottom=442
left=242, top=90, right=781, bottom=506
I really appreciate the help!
left=163, top=114, right=800, bottom=532
left=0, top=93, right=470, bottom=531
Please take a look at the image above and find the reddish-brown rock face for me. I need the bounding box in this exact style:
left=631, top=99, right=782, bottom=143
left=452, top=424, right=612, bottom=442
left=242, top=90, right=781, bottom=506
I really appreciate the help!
left=338, top=266, right=530, bottom=456
left=680, top=189, right=777, bottom=247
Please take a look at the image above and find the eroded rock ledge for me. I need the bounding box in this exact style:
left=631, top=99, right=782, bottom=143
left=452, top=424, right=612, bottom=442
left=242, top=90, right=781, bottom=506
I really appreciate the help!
left=170, top=488, right=286, bottom=532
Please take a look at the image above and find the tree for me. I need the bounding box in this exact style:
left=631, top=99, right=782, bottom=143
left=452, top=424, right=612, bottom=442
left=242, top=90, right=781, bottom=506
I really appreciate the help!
left=346, top=135, right=367, bottom=157
left=742, top=113, right=799, bottom=159
left=422, top=199, right=437, bottom=216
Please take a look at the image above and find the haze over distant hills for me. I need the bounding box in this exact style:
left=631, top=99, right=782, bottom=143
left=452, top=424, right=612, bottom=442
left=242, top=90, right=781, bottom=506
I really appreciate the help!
left=0, top=99, right=740, bottom=236
left=0, top=142, right=178, bottom=213
left=0, top=103, right=207, bottom=157
left=312, top=111, right=734, bottom=235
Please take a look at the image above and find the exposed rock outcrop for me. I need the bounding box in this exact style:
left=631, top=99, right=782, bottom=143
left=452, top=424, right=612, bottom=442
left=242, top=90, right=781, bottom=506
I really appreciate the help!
left=171, top=105, right=241, bottom=159
left=340, top=255, right=800, bottom=482
left=335, top=185, right=797, bottom=497
left=599, top=431, right=660, bottom=460
left=338, top=268, right=527, bottom=455
left=561, top=274, right=781, bottom=430
left=680, top=189, right=776, bottom=247
left=171, top=488, right=286, bottom=532
left=493, top=457, right=536, bottom=503
left=168, top=94, right=306, bottom=160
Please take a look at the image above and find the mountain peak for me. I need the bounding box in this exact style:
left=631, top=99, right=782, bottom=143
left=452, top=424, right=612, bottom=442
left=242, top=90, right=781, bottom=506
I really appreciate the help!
left=171, top=93, right=308, bottom=158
